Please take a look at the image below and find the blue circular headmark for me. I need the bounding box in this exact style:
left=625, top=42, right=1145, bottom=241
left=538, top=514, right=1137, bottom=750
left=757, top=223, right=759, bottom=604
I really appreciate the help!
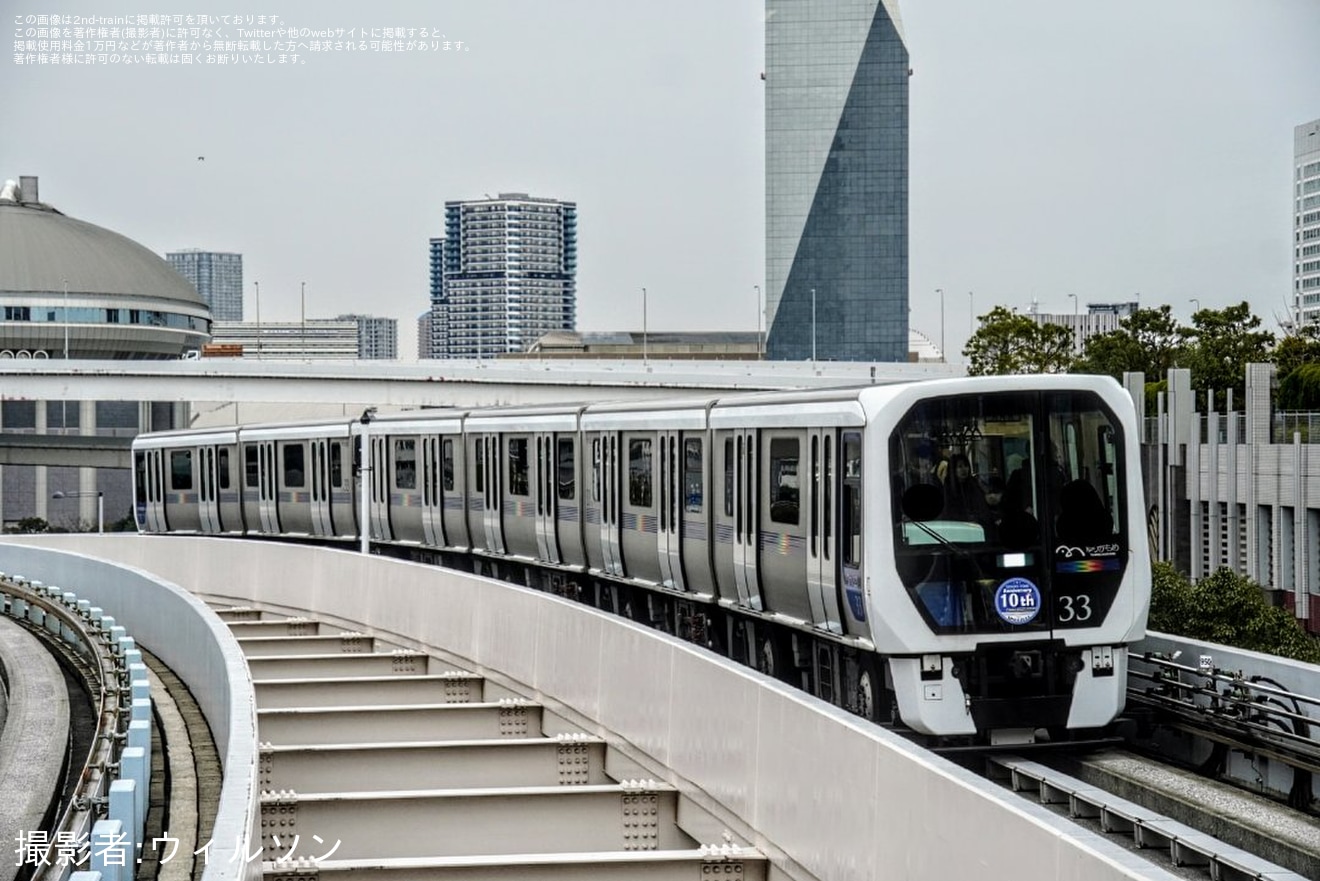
left=994, top=577, right=1041, bottom=625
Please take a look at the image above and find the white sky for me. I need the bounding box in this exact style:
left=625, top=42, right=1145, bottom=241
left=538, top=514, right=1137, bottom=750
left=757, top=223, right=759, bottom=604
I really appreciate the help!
left=5, top=1, right=1319, bottom=362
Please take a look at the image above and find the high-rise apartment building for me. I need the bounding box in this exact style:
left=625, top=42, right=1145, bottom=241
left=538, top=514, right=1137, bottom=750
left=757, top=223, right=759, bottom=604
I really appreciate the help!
left=428, top=194, right=577, bottom=359
left=1295, top=119, right=1320, bottom=330
left=765, top=0, right=909, bottom=362
left=417, top=310, right=434, bottom=360
left=426, top=237, right=444, bottom=359
left=166, top=249, right=243, bottom=320
left=337, top=313, right=398, bottom=359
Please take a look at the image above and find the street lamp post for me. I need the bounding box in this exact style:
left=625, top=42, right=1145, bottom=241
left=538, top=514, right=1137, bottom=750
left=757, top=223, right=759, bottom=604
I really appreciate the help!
left=1068, top=293, right=1079, bottom=353
left=1189, top=298, right=1200, bottom=318
left=641, top=286, right=648, bottom=363
left=936, top=288, right=944, bottom=362
left=51, top=490, right=103, bottom=533
left=754, top=284, right=762, bottom=359
left=63, top=278, right=70, bottom=359
left=301, top=281, right=306, bottom=354
left=810, top=288, right=817, bottom=365
left=254, top=280, right=262, bottom=359
left=969, top=291, right=974, bottom=336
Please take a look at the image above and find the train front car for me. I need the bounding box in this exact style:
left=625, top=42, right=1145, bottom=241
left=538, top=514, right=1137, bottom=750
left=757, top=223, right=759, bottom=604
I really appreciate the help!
left=869, top=375, right=1149, bottom=744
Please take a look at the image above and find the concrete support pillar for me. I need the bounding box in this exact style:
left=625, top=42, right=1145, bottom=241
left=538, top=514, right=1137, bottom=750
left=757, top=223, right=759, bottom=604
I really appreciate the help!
left=35, top=401, right=47, bottom=521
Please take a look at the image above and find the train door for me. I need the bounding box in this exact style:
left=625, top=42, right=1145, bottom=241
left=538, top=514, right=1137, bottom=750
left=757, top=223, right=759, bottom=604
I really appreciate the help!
left=369, top=435, right=393, bottom=542
left=421, top=435, right=446, bottom=547
left=679, top=433, right=714, bottom=598
left=620, top=432, right=660, bottom=584
left=601, top=433, right=623, bottom=575
left=758, top=431, right=809, bottom=621
left=839, top=430, right=870, bottom=638
left=389, top=437, right=424, bottom=543
left=329, top=439, right=355, bottom=538
left=734, top=429, right=764, bottom=611
left=256, top=440, right=279, bottom=533
left=534, top=433, right=561, bottom=564
left=482, top=434, right=506, bottom=554
left=217, top=446, right=240, bottom=533
left=712, top=431, right=736, bottom=602
left=466, top=434, right=487, bottom=551
left=807, top=430, right=843, bottom=633
left=309, top=439, right=333, bottom=536
left=583, top=434, right=606, bottom=572
left=500, top=434, right=537, bottom=559
left=138, top=448, right=166, bottom=532
left=656, top=430, right=683, bottom=590
left=240, top=443, right=257, bottom=533
left=554, top=434, right=585, bottom=568
left=198, top=446, right=220, bottom=533
left=441, top=435, right=469, bottom=550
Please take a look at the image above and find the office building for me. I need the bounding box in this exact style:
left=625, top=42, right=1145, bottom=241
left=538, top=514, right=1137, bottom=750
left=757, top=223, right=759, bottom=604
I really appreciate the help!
left=765, top=0, right=909, bottom=362
left=1295, top=119, right=1320, bottom=329
left=429, top=194, right=577, bottom=359
left=1030, top=300, right=1138, bottom=354
left=338, top=314, right=398, bottom=360
left=166, top=249, right=243, bottom=321
left=210, top=320, right=359, bottom=359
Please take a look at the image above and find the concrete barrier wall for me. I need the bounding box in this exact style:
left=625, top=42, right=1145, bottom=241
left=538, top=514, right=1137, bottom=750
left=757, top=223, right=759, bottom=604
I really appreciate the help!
left=0, top=540, right=261, bottom=881
left=3, top=535, right=1171, bottom=881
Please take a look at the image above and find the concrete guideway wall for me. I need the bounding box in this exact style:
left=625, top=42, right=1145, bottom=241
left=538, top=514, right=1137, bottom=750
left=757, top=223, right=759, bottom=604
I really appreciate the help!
left=0, top=540, right=261, bottom=881
left=3, top=535, right=1167, bottom=881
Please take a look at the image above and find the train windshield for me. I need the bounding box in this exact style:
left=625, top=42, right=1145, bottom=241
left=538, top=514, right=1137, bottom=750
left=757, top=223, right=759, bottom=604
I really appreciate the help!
left=890, top=390, right=1127, bottom=635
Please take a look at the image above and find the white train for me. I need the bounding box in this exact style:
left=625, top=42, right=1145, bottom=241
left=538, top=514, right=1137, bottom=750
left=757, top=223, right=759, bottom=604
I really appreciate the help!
left=132, top=374, right=1150, bottom=742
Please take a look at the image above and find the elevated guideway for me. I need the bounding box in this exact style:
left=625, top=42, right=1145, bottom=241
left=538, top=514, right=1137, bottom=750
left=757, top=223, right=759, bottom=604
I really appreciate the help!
left=0, top=536, right=1183, bottom=881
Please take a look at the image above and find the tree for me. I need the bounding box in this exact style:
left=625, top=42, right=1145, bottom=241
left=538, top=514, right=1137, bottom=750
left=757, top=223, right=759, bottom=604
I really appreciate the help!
left=1277, top=363, right=1320, bottom=410
left=1270, top=322, right=1320, bottom=380
left=964, top=306, right=1075, bottom=376
left=1147, top=563, right=1320, bottom=664
left=1179, top=302, right=1274, bottom=410
left=1073, top=305, right=1184, bottom=382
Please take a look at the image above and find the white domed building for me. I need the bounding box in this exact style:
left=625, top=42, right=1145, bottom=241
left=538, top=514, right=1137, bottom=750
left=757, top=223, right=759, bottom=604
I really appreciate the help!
left=0, top=176, right=210, bottom=528
left=0, top=176, right=210, bottom=359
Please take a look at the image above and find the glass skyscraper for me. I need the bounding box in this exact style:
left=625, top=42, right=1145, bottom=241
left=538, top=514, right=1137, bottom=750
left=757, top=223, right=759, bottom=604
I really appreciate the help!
left=765, top=0, right=909, bottom=362
left=428, top=194, right=577, bottom=359
left=166, top=249, right=242, bottom=321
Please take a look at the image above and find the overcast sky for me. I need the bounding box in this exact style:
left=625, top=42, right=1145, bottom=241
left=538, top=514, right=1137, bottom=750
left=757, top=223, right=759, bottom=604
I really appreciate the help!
left=6, top=1, right=1319, bottom=361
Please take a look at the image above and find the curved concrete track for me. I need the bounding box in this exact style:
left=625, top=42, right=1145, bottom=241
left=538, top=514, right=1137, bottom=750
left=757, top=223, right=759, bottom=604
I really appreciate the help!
left=0, top=616, right=70, bottom=881
left=0, top=536, right=1180, bottom=881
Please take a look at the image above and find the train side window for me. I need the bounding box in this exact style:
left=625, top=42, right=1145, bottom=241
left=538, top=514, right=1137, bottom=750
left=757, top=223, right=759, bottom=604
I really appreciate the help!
left=244, top=444, right=258, bottom=488
left=508, top=437, right=530, bottom=496
left=134, top=452, right=147, bottom=504
left=330, top=442, right=343, bottom=488
left=843, top=433, right=862, bottom=566
left=810, top=436, right=819, bottom=545
left=723, top=438, right=733, bottom=520
left=283, top=444, right=305, bottom=488
left=684, top=437, right=703, bottom=513
left=442, top=438, right=455, bottom=491
left=557, top=437, right=575, bottom=501
left=591, top=438, right=601, bottom=502
left=769, top=437, right=800, bottom=525
left=823, top=435, right=832, bottom=560
left=170, top=450, right=192, bottom=491
left=218, top=448, right=231, bottom=490
left=474, top=439, right=485, bottom=493
left=629, top=438, right=652, bottom=507
left=394, top=439, right=417, bottom=490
